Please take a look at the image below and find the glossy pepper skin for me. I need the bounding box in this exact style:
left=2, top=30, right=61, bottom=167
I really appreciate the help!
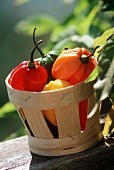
left=9, top=41, right=48, bottom=92
left=52, top=47, right=98, bottom=131
left=52, top=47, right=97, bottom=84
left=42, top=79, right=71, bottom=126
left=8, top=61, right=28, bottom=90
left=33, top=28, right=61, bottom=82
left=39, top=51, right=61, bottom=82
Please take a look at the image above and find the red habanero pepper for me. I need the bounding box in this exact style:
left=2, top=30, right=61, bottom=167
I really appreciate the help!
left=9, top=64, right=28, bottom=90
left=79, top=99, right=88, bottom=131
left=9, top=41, right=48, bottom=92
left=8, top=61, right=28, bottom=90
left=52, top=47, right=98, bottom=131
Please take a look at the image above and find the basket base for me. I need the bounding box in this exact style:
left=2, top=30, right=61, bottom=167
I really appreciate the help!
left=27, top=123, right=102, bottom=156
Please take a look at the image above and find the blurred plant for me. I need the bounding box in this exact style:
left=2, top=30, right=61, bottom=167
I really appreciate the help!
left=90, top=29, right=114, bottom=138
left=15, top=14, right=59, bottom=36
left=0, top=102, right=25, bottom=141
left=15, top=0, right=113, bottom=53
left=101, top=0, right=114, bottom=11
left=14, top=0, right=31, bottom=6
left=86, top=28, right=114, bottom=113
left=85, top=1, right=114, bottom=120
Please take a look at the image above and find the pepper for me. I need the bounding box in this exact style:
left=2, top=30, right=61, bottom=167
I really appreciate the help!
left=39, top=50, right=61, bottom=82
left=8, top=61, right=28, bottom=88
left=9, top=40, right=48, bottom=92
left=52, top=47, right=98, bottom=84
left=42, top=79, right=71, bottom=126
left=52, top=47, right=98, bottom=131
left=33, top=28, right=61, bottom=82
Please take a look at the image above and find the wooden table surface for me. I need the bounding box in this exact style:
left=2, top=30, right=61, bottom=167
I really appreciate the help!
left=0, top=135, right=114, bottom=170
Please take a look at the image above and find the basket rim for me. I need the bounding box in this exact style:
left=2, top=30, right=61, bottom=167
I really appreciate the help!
left=5, top=73, right=95, bottom=109
left=5, top=73, right=95, bottom=94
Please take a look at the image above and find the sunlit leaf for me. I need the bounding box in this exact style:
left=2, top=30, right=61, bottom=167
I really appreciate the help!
left=94, top=28, right=114, bottom=49
left=0, top=102, right=16, bottom=118
left=78, top=5, right=101, bottom=35
left=14, top=0, right=31, bottom=6
left=15, top=14, right=59, bottom=36
left=88, top=40, right=114, bottom=118
left=68, top=0, right=102, bottom=35
left=85, top=67, right=98, bottom=83
left=52, top=34, right=94, bottom=50
left=94, top=42, right=114, bottom=102
left=102, top=107, right=114, bottom=136
left=110, top=84, right=114, bottom=102
left=73, top=0, right=89, bottom=17
left=60, top=0, right=74, bottom=4
left=51, top=26, right=78, bottom=43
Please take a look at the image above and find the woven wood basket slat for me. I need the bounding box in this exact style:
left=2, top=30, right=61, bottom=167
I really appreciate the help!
left=5, top=75, right=102, bottom=156
left=28, top=122, right=101, bottom=149
left=22, top=108, right=54, bottom=138
left=16, top=106, right=31, bottom=136
left=56, top=103, right=81, bottom=138
left=88, top=95, right=95, bottom=113
left=27, top=122, right=101, bottom=156
left=6, top=76, right=94, bottom=109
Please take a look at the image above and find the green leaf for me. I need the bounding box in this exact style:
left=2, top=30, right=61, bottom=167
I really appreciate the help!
left=48, top=50, right=61, bottom=56
left=0, top=102, right=16, bottom=118
left=110, top=84, right=114, bottom=102
left=88, top=40, right=114, bottom=118
left=101, top=0, right=114, bottom=11
left=78, top=5, right=101, bottom=35
left=52, top=34, right=94, bottom=51
left=14, top=0, right=31, bottom=6
left=15, top=14, right=59, bottom=36
left=85, top=67, right=98, bottom=83
left=95, top=72, right=114, bottom=104
left=94, top=41, right=114, bottom=102
left=4, top=128, right=26, bottom=141
left=94, top=28, right=114, bottom=50
left=99, top=65, right=114, bottom=101
left=51, top=26, right=78, bottom=44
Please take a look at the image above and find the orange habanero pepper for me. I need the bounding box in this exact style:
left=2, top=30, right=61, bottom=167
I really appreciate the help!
left=52, top=47, right=98, bottom=131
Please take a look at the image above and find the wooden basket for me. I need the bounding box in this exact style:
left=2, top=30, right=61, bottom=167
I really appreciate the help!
left=5, top=75, right=102, bottom=156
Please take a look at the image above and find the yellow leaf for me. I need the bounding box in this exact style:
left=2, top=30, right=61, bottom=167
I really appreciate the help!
left=103, top=106, right=114, bottom=136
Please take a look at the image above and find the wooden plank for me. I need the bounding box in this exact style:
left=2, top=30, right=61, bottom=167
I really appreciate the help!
left=0, top=133, right=114, bottom=170
left=87, top=95, right=100, bottom=129
left=55, top=103, right=81, bottom=138
left=22, top=108, right=54, bottom=139
left=0, top=136, right=31, bottom=170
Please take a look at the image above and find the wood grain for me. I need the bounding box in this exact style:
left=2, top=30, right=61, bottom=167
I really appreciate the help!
left=0, top=135, right=114, bottom=170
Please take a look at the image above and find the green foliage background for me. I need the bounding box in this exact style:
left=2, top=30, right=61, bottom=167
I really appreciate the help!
left=0, top=0, right=114, bottom=141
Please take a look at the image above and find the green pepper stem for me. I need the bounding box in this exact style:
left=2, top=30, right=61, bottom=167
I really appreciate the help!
left=33, top=28, right=45, bottom=57
left=31, top=40, right=43, bottom=62
left=28, top=40, right=42, bottom=68
left=64, top=47, right=69, bottom=50
left=88, top=45, right=102, bottom=58
left=80, top=45, right=102, bottom=64
left=80, top=55, right=89, bottom=64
